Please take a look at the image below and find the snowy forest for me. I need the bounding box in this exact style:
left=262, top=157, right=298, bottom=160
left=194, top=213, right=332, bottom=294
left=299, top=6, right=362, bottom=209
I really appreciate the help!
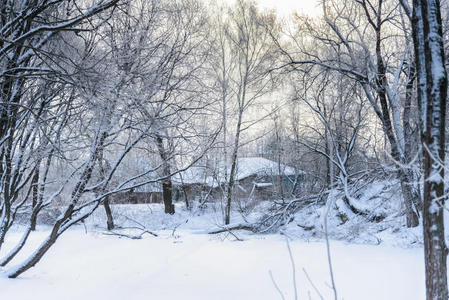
left=0, top=0, right=448, bottom=299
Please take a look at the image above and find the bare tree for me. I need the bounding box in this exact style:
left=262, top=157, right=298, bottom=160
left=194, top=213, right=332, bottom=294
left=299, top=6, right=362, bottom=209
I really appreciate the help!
left=278, top=0, right=421, bottom=227
left=209, top=0, right=280, bottom=224
left=290, top=67, right=376, bottom=217
left=1, top=0, right=219, bottom=278
left=0, top=0, right=119, bottom=254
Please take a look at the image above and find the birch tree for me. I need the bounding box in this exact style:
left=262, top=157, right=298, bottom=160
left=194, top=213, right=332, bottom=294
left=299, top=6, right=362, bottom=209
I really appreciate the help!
left=210, top=0, right=280, bottom=225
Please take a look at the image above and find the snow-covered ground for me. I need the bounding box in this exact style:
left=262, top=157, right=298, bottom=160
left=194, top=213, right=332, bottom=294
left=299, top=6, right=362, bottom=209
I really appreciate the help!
left=0, top=228, right=424, bottom=300
left=0, top=200, right=426, bottom=300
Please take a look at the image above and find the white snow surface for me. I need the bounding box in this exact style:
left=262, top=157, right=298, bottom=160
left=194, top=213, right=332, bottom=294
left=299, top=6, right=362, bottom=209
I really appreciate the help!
left=0, top=196, right=427, bottom=300
left=0, top=228, right=424, bottom=300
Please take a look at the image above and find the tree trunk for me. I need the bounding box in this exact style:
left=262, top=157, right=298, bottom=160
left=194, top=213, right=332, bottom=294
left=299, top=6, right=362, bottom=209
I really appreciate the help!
left=412, top=0, right=448, bottom=298
left=156, top=135, right=174, bottom=215
left=403, top=63, right=423, bottom=214
left=182, top=186, right=190, bottom=210
left=103, top=198, right=114, bottom=230
left=325, top=126, right=332, bottom=188
left=7, top=232, right=58, bottom=278
left=225, top=108, right=243, bottom=225
left=0, top=203, right=41, bottom=267
left=162, top=180, right=174, bottom=214
left=98, top=145, right=115, bottom=230
left=2, top=153, right=54, bottom=265
left=30, top=166, right=40, bottom=231
left=225, top=145, right=238, bottom=225
left=275, top=120, right=284, bottom=202
left=398, top=169, right=419, bottom=227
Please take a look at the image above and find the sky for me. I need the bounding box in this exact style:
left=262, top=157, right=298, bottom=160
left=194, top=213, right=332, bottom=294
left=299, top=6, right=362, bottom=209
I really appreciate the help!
left=255, top=0, right=321, bottom=17
left=223, top=0, right=322, bottom=18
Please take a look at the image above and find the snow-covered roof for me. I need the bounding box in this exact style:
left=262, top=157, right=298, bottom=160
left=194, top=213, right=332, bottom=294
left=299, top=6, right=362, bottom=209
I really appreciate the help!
left=132, top=183, right=162, bottom=193
left=172, top=166, right=213, bottom=186
left=109, top=156, right=162, bottom=193
left=232, top=157, right=303, bottom=181
left=173, top=157, right=303, bottom=187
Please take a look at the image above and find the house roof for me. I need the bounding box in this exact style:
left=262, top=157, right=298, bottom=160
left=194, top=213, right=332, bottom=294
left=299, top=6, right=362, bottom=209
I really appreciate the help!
left=110, top=156, right=162, bottom=193
left=172, top=166, right=212, bottom=186
left=173, top=157, right=303, bottom=187
left=129, top=183, right=162, bottom=193
left=231, top=157, right=303, bottom=181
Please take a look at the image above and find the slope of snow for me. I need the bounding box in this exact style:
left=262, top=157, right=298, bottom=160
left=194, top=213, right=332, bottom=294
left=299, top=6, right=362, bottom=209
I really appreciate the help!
left=283, top=179, right=426, bottom=247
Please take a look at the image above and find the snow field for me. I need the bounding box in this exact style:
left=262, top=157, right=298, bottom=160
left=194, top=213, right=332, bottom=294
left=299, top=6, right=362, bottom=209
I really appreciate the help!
left=0, top=227, right=424, bottom=300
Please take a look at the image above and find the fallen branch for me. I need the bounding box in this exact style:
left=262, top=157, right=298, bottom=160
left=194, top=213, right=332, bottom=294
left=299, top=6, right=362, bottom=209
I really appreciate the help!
left=257, top=195, right=320, bottom=233
left=103, top=229, right=158, bottom=239
left=208, top=223, right=256, bottom=234
left=297, top=224, right=315, bottom=231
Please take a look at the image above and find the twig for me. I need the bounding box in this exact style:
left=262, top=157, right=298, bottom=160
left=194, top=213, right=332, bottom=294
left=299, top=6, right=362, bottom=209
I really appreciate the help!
left=324, top=192, right=339, bottom=300
left=285, top=236, right=298, bottom=300
left=269, top=270, right=286, bottom=300
left=225, top=230, right=243, bottom=241
left=303, top=268, right=325, bottom=300
left=82, top=220, right=88, bottom=234
left=172, top=219, right=188, bottom=237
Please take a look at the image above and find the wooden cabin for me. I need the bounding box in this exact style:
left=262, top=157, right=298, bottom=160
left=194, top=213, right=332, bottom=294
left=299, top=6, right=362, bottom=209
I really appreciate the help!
left=173, top=157, right=304, bottom=203
left=110, top=183, right=163, bottom=204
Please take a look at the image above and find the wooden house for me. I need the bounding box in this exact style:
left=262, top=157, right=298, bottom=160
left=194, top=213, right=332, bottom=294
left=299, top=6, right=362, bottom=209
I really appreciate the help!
left=173, top=157, right=304, bottom=203
left=110, top=183, right=163, bottom=204
left=108, top=156, right=163, bottom=204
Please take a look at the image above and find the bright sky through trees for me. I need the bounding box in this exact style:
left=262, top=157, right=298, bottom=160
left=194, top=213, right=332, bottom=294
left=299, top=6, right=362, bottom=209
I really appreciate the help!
left=255, top=0, right=321, bottom=17
left=223, top=0, right=321, bottom=17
